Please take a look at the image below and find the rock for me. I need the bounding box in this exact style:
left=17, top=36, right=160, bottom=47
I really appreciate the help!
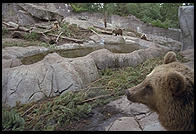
left=88, top=46, right=169, bottom=70
left=2, top=45, right=171, bottom=107
left=18, top=3, right=63, bottom=21
left=105, top=117, right=141, bottom=131
left=107, top=96, right=149, bottom=116
left=2, top=58, right=22, bottom=68
left=17, top=10, right=36, bottom=26
left=63, top=16, right=94, bottom=29
left=140, top=112, right=166, bottom=131
left=2, top=53, right=98, bottom=107
left=178, top=6, right=194, bottom=50
left=2, top=46, right=49, bottom=59
left=105, top=96, right=166, bottom=131
left=89, top=34, right=125, bottom=45
left=180, top=49, right=194, bottom=70
left=56, top=43, right=81, bottom=50
left=2, top=3, right=64, bottom=26
left=146, top=34, right=182, bottom=52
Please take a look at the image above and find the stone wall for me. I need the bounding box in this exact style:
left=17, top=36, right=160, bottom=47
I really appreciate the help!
left=110, top=14, right=182, bottom=42
left=178, top=6, right=194, bottom=50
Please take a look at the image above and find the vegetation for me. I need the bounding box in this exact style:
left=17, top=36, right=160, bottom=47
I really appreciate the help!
left=2, top=52, right=188, bottom=131
left=2, top=108, right=25, bottom=131
left=70, top=3, right=194, bottom=29
left=24, top=32, right=40, bottom=41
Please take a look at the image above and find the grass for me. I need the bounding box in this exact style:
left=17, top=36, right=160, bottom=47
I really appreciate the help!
left=2, top=52, right=188, bottom=131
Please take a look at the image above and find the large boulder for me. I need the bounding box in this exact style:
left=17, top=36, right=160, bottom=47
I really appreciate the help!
left=2, top=3, right=65, bottom=26
left=89, top=34, right=125, bottom=45
left=2, top=46, right=49, bottom=60
left=104, top=96, right=166, bottom=131
left=146, top=34, right=182, bottom=51
left=88, top=46, right=169, bottom=70
left=178, top=6, right=194, bottom=50
left=2, top=53, right=99, bottom=107
left=2, top=44, right=172, bottom=107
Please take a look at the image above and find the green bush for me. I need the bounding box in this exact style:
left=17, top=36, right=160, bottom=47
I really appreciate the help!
left=24, top=32, right=40, bottom=41
left=2, top=108, right=25, bottom=131
left=70, top=3, right=88, bottom=13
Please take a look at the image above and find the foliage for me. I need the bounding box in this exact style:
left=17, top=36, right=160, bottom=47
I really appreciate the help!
left=2, top=27, right=9, bottom=36
left=24, top=32, right=40, bottom=41
left=2, top=108, right=25, bottom=131
left=69, top=3, right=193, bottom=29
left=39, top=42, right=56, bottom=50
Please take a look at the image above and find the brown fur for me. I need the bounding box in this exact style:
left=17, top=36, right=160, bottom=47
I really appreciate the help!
left=126, top=51, right=194, bottom=131
left=164, top=51, right=177, bottom=64
left=141, top=34, right=148, bottom=40
left=112, top=29, right=122, bottom=36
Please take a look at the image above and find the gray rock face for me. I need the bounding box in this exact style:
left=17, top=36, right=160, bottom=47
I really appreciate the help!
left=178, top=6, right=194, bottom=50
left=2, top=45, right=171, bottom=107
left=89, top=34, right=125, bottom=45
left=105, top=96, right=166, bottom=131
left=88, top=46, right=168, bottom=70
left=2, top=46, right=49, bottom=69
left=2, top=3, right=64, bottom=26
left=2, top=53, right=99, bottom=107
left=147, top=34, right=182, bottom=51
left=2, top=46, right=48, bottom=59
left=18, top=3, right=63, bottom=21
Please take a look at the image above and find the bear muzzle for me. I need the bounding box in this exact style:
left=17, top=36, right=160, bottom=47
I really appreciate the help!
left=125, top=89, right=137, bottom=102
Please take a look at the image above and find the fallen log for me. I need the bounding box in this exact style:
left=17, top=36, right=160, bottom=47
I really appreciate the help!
left=48, top=33, right=85, bottom=43
left=93, top=25, right=113, bottom=31
left=77, top=93, right=114, bottom=105
left=92, top=27, right=112, bottom=35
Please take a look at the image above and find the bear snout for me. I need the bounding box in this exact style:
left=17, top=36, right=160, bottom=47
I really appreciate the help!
left=125, top=89, right=136, bottom=102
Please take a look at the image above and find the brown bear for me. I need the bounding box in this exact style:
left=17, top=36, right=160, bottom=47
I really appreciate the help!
left=112, top=29, right=123, bottom=36
left=140, top=34, right=148, bottom=40
left=126, top=51, right=194, bottom=131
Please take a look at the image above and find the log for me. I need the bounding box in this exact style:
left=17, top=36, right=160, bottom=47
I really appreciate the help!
left=93, top=25, right=113, bottom=31
left=77, top=93, right=114, bottom=105
left=56, top=32, right=63, bottom=43
left=48, top=33, right=85, bottom=43
left=3, top=21, right=33, bottom=32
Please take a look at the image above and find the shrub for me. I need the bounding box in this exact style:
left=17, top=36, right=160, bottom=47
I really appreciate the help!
left=2, top=108, right=25, bottom=131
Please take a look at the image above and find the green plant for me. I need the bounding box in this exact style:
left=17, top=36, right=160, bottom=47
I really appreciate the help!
left=39, top=42, right=56, bottom=50
left=2, top=108, right=25, bottom=131
left=24, top=32, right=40, bottom=41
left=2, top=27, right=9, bottom=36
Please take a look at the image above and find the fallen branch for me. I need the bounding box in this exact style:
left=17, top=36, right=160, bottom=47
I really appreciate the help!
left=93, top=27, right=112, bottom=35
left=48, top=33, right=85, bottom=43
left=77, top=93, right=114, bottom=105
left=3, top=21, right=33, bottom=32
left=34, top=24, right=49, bottom=29
left=93, top=25, right=113, bottom=31
left=56, top=31, right=63, bottom=43
left=21, top=104, right=36, bottom=117
left=89, top=28, right=101, bottom=37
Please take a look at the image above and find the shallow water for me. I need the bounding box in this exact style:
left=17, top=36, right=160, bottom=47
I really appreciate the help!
left=21, top=44, right=142, bottom=65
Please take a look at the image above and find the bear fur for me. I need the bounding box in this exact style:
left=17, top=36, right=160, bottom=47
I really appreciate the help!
left=140, top=34, right=148, bottom=40
left=164, top=51, right=177, bottom=64
left=126, top=51, right=194, bottom=131
left=112, top=29, right=123, bottom=36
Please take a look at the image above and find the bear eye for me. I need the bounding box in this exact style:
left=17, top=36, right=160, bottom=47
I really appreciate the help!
left=145, top=84, right=153, bottom=93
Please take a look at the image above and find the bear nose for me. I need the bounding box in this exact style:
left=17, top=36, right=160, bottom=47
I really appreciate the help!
left=125, top=89, right=131, bottom=98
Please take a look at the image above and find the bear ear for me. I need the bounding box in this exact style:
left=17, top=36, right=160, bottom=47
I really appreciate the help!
left=166, top=71, right=185, bottom=96
left=164, top=51, right=177, bottom=64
